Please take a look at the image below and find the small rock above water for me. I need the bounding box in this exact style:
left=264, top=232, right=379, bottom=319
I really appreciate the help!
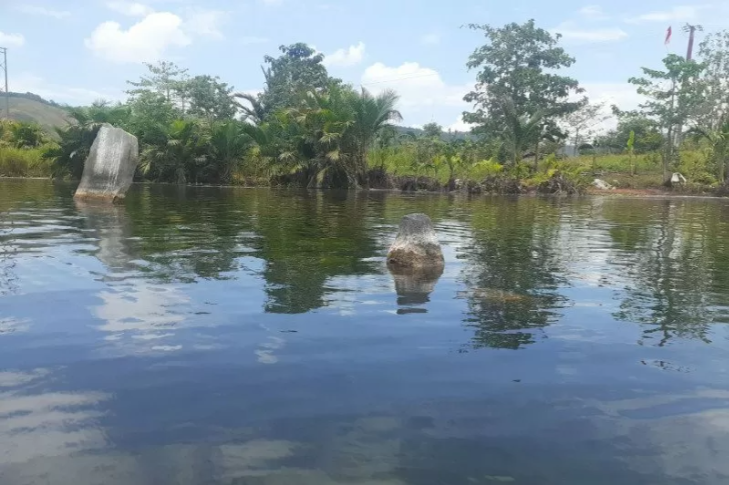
left=387, top=213, right=444, bottom=269
left=592, top=178, right=614, bottom=190
left=74, top=124, right=139, bottom=202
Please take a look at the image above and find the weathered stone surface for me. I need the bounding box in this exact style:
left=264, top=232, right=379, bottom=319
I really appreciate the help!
left=74, top=124, right=139, bottom=202
left=387, top=213, right=444, bottom=269
left=592, top=178, right=614, bottom=190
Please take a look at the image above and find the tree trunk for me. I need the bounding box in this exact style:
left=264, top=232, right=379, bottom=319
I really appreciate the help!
left=663, top=125, right=673, bottom=185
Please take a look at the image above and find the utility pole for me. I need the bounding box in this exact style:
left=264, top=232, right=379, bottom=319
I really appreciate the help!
left=673, top=24, right=703, bottom=150
left=683, top=24, right=703, bottom=61
left=0, top=47, right=8, bottom=119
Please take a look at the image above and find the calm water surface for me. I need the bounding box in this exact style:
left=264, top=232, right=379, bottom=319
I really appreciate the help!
left=2, top=179, right=729, bottom=484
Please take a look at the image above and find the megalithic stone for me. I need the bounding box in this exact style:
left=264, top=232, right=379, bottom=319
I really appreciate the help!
left=387, top=213, right=444, bottom=269
left=74, top=124, right=139, bottom=202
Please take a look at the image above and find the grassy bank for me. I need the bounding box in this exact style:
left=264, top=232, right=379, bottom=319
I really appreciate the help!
left=0, top=147, right=53, bottom=178
left=1, top=142, right=722, bottom=197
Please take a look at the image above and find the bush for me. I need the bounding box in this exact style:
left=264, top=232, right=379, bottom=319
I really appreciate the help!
left=536, top=171, right=586, bottom=195
left=0, top=120, right=46, bottom=149
left=677, top=149, right=717, bottom=186
left=0, top=146, right=54, bottom=177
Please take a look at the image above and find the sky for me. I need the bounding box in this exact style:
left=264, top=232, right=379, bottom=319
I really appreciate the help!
left=0, top=0, right=726, bottom=131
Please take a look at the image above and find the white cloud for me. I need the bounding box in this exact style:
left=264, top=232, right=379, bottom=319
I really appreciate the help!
left=105, top=1, right=154, bottom=17
left=324, top=42, right=366, bottom=67
left=361, top=62, right=470, bottom=125
left=182, top=8, right=226, bottom=40
left=626, top=6, right=699, bottom=23
left=85, top=12, right=191, bottom=63
left=420, top=33, right=441, bottom=45
left=106, top=1, right=155, bottom=17
left=553, top=23, right=628, bottom=42
left=579, top=5, right=608, bottom=20
left=0, top=32, right=25, bottom=47
left=15, top=5, right=71, bottom=19
left=447, top=115, right=475, bottom=133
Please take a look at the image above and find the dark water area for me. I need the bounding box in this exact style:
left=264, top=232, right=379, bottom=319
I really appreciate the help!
left=2, top=179, right=729, bottom=484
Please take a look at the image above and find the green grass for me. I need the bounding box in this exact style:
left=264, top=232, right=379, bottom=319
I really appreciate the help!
left=368, top=146, right=726, bottom=193
left=0, top=146, right=53, bottom=178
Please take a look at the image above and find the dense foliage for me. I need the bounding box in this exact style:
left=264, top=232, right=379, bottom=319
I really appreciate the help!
left=4, top=20, right=729, bottom=193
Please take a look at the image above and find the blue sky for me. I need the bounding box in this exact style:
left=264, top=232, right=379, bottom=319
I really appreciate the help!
left=0, top=0, right=725, bottom=130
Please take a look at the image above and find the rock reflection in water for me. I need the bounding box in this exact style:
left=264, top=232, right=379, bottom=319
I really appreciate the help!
left=389, top=265, right=443, bottom=315
left=75, top=199, right=136, bottom=272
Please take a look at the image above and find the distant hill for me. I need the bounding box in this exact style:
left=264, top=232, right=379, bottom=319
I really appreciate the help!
left=3, top=92, right=72, bottom=136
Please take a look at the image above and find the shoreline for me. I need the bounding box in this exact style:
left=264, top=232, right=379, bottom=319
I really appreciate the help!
left=2, top=176, right=727, bottom=200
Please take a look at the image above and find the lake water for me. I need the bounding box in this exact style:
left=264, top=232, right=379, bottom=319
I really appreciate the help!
left=2, top=179, right=729, bottom=485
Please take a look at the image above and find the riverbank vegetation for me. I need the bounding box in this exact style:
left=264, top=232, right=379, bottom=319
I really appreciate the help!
left=2, top=21, right=729, bottom=195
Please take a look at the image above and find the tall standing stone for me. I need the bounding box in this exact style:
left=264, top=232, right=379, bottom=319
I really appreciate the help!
left=74, top=124, right=139, bottom=202
left=387, top=213, right=444, bottom=269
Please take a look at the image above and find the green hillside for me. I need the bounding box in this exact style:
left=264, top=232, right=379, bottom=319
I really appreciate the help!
left=3, top=93, right=72, bottom=136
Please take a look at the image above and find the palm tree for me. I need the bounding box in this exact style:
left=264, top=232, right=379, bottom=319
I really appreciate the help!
left=282, top=85, right=356, bottom=188
left=348, top=88, right=402, bottom=186
left=498, top=95, right=548, bottom=169
left=234, top=92, right=268, bottom=124
left=44, top=103, right=129, bottom=179
left=141, top=119, right=209, bottom=184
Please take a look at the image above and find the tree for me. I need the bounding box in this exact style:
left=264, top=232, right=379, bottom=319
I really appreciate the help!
left=599, top=109, right=664, bottom=154
left=696, top=29, right=729, bottom=131
left=259, top=43, right=332, bottom=118
left=182, top=75, right=237, bottom=122
left=44, top=102, right=131, bottom=179
left=8, top=121, right=45, bottom=148
left=627, top=129, right=636, bottom=176
left=348, top=88, right=402, bottom=186
left=688, top=117, right=729, bottom=181
left=272, top=82, right=358, bottom=188
left=207, top=121, right=258, bottom=183
left=235, top=92, right=268, bottom=124
left=127, top=61, right=189, bottom=105
left=125, top=91, right=177, bottom=148
left=140, top=119, right=209, bottom=184
left=422, top=122, right=443, bottom=139
left=628, top=54, right=705, bottom=182
left=463, top=19, right=584, bottom=166
left=562, top=100, right=608, bottom=156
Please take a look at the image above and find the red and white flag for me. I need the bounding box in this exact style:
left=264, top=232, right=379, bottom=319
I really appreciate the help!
left=665, top=26, right=672, bottom=45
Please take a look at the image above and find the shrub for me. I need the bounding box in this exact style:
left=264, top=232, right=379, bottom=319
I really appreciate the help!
left=0, top=146, right=54, bottom=177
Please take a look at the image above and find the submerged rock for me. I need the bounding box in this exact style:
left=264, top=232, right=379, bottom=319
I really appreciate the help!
left=387, top=213, right=444, bottom=270
left=74, top=124, right=139, bottom=202
left=390, top=264, right=444, bottom=314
